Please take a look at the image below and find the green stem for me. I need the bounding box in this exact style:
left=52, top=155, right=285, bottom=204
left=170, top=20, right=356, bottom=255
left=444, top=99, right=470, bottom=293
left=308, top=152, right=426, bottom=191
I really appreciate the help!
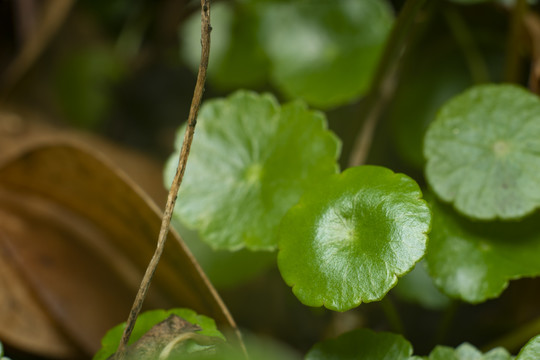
left=434, top=300, right=458, bottom=346
left=348, top=0, right=431, bottom=167
left=482, top=315, right=540, bottom=353
left=505, top=0, right=527, bottom=82
left=443, top=5, right=490, bottom=84
left=380, top=296, right=405, bottom=335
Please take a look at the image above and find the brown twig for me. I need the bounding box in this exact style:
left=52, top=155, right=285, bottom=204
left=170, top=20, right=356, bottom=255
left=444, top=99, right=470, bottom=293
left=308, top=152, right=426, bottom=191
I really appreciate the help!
left=504, top=0, right=527, bottom=83
left=348, top=0, right=429, bottom=167
left=114, top=1, right=212, bottom=359
left=524, top=12, right=540, bottom=93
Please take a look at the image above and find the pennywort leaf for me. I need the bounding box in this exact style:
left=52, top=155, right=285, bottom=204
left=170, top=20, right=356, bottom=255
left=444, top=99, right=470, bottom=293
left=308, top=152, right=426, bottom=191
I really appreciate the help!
left=258, top=0, right=393, bottom=108
left=165, top=90, right=340, bottom=251
left=426, top=197, right=540, bottom=303
left=424, top=84, right=540, bottom=220
left=425, top=343, right=512, bottom=360
left=305, top=328, right=413, bottom=360
left=278, top=166, right=430, bottom=311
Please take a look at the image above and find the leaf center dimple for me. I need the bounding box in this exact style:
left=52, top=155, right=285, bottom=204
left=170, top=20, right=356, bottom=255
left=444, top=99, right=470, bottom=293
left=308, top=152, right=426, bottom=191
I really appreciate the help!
left=493, top=140, right=510, bottom=158
left=245, top=163, right=263, bottom=184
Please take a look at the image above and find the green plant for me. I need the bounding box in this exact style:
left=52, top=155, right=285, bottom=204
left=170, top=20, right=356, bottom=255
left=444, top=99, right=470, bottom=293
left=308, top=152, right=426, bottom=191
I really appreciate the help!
left=91, top=0, right=540, bottom=359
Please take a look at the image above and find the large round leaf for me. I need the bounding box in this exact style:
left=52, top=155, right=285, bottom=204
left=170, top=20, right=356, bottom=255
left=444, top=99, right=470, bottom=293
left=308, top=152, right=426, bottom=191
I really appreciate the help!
left=165, top=90, right=340, bottom=251
left=305, top=329, right=413, bottom=360
left=424, top=84, right=540, bottom=220
left=426, top=197, right=540, bottom=303
left=258, top=0, right=393, bottom=109
left=278, top=166, right=430, bottom=311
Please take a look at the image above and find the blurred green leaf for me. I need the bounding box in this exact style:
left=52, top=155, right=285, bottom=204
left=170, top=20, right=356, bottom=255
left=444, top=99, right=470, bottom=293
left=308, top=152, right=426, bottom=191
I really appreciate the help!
left=426, top=197, right=540, bottom=303
left=392, top=260, right=451, bottom=310
left=424, top=84, right=540, bottom=220
left=425, top=343, right=512, bottom=360
left=165, top=90, right=340, bottom=251
left=278, top=166, right=430, bottom=311
left=258, top=0, right=393, bottom=108
left=54, top=47, right=124, bottom=128
left=305, top=328, right=413, bottom=359
left=181, top=2, right=270, bottom=90
left=171, top=218, right=275, bottom=289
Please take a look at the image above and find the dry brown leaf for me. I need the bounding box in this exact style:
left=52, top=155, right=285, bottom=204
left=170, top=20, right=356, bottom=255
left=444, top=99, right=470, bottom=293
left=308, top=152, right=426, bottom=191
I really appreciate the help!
left=0, top=143, right=237, bottom=359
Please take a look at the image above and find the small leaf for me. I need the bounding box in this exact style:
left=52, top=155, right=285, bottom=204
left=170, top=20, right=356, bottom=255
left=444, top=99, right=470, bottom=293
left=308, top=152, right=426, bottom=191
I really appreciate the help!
left=517, top=335, right=540, bottom=360
left=258, top=0, right=393, bottom=108
left=424, top=84, right=540, bottom=220
left=165, top=90, right=340, bottom=251
left=278, top=166, right=430, bottom=311
left=305, top=328, right=413, bottom=360
left=93, top=309, right=225, bottom=360
left=426, top=197, right=540, bottom=303
left=426, top=343, right=512, bottom=360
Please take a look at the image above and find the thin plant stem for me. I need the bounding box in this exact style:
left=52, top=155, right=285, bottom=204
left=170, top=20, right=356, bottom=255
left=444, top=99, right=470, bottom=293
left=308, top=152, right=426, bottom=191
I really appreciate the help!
left=443, top=5, right=490, bottom=84
left=380, top=296, right=405, bottom=335
left=434, top=300, right=458, bottom=346
left=524, top=12, right=540, bottom=93
left=348, top=0, right=429, bottom=167
left=505, top=0, right=527, bottom=82
left=114, top=1, right=212, bottom=359
left=482, top=315, right=540, bottom=353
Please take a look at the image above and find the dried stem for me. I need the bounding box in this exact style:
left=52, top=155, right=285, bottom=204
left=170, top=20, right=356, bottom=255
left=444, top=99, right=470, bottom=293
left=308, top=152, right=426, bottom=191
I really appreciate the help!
left=348, top=0, right=429, bottom=167
left=114, top=1, right=212, bottom=358
left=505, top=0, right=527, bottom=83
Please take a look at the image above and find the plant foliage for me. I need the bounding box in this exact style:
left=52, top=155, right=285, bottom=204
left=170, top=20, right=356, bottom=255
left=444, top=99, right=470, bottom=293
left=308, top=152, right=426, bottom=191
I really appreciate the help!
left=278, top=166, right=430, bottom=311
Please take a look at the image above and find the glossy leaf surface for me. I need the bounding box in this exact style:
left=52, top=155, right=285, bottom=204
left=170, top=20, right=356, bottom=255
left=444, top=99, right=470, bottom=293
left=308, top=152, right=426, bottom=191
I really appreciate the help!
left=517, top=335, right=540, bottom=360
left=426, top=197, right=540, bottom=303
left=93, top=308, right=224, bottom=360
left=259, top=0, right=393, bottom=108
left=305, top=328, right=413, bottom=360
left=278, top=166, right=430, bottom=311
left=165, top=90, right=340, bottom=251
left=424, top=84, right=540, bottom=220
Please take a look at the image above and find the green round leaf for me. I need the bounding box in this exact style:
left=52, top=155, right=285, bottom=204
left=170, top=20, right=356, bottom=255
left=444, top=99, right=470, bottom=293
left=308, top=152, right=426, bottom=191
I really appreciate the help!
left=424, top=84, right=540, bottom=220
left=426, top=343, right=512, bottom=360
left=93, top=308, right=224, bottom=360
left=278, top=166, right=430, bottom=311
left=165, top=90, right=340, bottom=251
left=426, top=197, right=540, bottom=303
left=305, top=328, right=413, bottom=360
left=258, top=0, right=393, bottom=109
left=517, top=335, right=540, bottom=360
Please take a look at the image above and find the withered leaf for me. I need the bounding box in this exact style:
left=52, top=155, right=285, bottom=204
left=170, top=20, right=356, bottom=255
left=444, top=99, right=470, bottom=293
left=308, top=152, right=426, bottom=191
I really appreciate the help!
left=110, top=315, right=222, bottom=360
left=0, top=143, right=237, bottom=359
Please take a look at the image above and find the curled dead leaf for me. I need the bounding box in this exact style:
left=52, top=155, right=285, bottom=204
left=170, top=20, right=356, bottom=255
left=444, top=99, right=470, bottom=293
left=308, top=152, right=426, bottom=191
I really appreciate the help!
left=0, top=143, right=238, bottom=359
